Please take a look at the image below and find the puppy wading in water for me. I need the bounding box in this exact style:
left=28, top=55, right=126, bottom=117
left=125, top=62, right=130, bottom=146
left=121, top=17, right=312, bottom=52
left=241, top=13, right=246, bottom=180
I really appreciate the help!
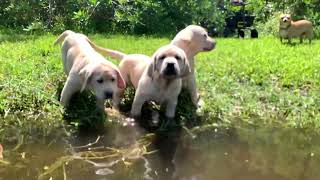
left=130, top=45, right=190, bottom=120
left=54, top=30, right=126, bottom=109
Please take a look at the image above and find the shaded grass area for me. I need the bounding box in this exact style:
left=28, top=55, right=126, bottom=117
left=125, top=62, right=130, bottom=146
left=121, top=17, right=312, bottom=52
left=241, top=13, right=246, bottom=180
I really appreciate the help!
left=0, top=31, right=320, bottom=142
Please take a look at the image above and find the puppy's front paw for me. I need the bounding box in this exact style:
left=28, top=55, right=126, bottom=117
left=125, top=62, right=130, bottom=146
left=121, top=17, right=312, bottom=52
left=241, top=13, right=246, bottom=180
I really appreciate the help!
left=150, top=111, right=160, bottom=127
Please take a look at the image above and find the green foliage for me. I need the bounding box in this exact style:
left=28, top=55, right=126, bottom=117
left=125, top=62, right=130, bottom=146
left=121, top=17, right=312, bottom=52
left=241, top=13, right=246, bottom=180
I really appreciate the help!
left=0, top=33, right=65, bottom=142
left=0, top=0, right=226, bottom=35
left=256, top=11, right=282, bottom=37
left=71, top=0, right=101, bottom=32
left=1, top=0, right=320, bottom=36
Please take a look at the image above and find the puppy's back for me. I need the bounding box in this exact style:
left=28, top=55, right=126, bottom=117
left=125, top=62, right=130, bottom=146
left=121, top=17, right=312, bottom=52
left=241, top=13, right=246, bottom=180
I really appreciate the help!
left=293, top=20, right=313, bottom=28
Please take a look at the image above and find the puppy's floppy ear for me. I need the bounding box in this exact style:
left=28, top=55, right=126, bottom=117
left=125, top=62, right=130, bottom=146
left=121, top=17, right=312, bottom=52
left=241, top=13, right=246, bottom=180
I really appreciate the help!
left=172, top=29, right=193, bottom=47
left=79, top=67, right=93, bottom=92
left=147, top=54, right=157, bottom=77
left=179, top=30, right=193, bottom=45
left=115, top=70, right=126, bottom=89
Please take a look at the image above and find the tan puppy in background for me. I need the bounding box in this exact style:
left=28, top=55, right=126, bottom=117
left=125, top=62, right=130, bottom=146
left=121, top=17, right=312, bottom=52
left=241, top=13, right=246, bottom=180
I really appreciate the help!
left=130, top=45, right=190, bottom=119
left=279, top=14, right=313, bottom=43
left=89, top=25, right=215, bottom=108
left=54, top=30, right=126, bottom=109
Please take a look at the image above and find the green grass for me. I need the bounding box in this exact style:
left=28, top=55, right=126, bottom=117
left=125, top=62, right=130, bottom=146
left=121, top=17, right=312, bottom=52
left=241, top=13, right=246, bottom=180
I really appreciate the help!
left=1, top=31, right=320, bottom=142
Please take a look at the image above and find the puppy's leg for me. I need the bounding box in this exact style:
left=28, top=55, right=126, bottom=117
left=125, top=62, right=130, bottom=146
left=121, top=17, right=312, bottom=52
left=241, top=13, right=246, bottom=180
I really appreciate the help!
left=300, top=36, right=303, bottom=43
left=112, top=89, right=124, bottom=110
left=165, top=98, right=178, bottom=119
left=131, top=91, right=147, bottom=118
left=60, top=76, right=80, bottom=107
left=186, top=75, right=199, bottom=106
left=306, top=31, right=313, bottom=44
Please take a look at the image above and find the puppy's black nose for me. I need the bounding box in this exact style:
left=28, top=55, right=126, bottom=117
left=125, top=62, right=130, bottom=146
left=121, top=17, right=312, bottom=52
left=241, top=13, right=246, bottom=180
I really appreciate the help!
left=104, top=92, right=113, bottom=99
left=283, top=19, right=287, bottom=22
left=164, top=63, right=177, bottom=76
left=167, top=63, right=175, bottom=68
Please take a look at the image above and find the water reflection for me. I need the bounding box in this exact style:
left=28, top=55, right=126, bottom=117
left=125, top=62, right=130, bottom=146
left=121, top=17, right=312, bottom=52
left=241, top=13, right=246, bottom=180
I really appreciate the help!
left=1, top=122, right=320, bottom=180
left=172, top=126, right=320, bottom=180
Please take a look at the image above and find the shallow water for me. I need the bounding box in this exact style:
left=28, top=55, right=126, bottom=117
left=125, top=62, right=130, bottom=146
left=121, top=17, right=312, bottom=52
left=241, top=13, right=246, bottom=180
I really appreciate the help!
left=1, top=121, right=320, bottom=180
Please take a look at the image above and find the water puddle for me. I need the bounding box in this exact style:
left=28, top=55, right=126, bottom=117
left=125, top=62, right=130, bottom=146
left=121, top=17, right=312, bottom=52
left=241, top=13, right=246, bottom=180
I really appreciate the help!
left=1, top=119, right=320, bottom=180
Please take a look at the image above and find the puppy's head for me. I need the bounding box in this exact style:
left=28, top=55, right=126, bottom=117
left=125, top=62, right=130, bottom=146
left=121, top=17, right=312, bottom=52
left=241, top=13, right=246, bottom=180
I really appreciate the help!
left=148, top=45, right=190, bottom=79
left=172, top=25, right=216, bottom=55
left=79, top=64, right=125, bottom=101
left=280, top=14, right=292, bottom=28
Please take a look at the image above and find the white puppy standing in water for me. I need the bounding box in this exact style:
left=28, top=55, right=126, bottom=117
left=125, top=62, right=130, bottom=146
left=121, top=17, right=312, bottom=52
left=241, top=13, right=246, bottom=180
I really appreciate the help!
left=54, top=30, right=126, bottom=109
left=131, top=45, right=190, bottom=120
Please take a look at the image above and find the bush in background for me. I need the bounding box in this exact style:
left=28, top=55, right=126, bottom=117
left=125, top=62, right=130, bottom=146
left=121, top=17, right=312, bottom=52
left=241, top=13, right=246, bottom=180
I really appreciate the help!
left=0, top=0, right=319, bottom=36
left=0, top=0, right=226, bottom=35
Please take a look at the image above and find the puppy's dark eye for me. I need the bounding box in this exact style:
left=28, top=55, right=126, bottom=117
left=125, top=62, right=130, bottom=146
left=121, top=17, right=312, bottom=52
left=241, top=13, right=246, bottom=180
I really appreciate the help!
left=175, top=55, right=181, bottom=60
left=203, top=34, right=208, bottom=38
left=97, top=79, right=103, bottom=84
left=111, top=77, right=115, bottom=82
left=159, top=55, right=166, bottom=60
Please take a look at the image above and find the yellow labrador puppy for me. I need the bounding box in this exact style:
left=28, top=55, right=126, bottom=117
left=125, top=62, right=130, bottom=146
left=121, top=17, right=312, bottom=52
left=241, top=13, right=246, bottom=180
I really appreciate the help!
left=171, top=25, right=215, bottom=106
left=89, top=25, right=215, bottom=108
left=54, top=30, right=125, bottom=109
left=131, top=45, right=190, bottom=119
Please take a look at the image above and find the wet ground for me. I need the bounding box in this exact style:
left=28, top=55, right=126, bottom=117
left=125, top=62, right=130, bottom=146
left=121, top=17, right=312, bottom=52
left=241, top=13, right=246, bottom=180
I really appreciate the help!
left=1, top=119, right=320, bottom=180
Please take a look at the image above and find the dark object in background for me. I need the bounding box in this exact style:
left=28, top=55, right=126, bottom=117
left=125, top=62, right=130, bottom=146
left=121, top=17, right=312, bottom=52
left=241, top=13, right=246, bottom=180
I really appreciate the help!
left=251, top=29, right=258, bottom=38
left=238, top=29, right=245, bottom=38
left=223, top=0, right=258, bottom=38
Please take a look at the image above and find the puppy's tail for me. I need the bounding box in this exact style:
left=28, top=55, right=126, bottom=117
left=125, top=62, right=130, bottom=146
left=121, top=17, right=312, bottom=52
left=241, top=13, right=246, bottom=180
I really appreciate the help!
left=86, top=38, right=126, bottom=61
left=54, top=30, right=75, bottom=46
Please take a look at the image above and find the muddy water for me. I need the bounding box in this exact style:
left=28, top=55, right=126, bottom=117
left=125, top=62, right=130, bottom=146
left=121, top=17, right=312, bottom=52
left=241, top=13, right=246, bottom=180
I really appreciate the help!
left=1, top=122, right=320, bottom=180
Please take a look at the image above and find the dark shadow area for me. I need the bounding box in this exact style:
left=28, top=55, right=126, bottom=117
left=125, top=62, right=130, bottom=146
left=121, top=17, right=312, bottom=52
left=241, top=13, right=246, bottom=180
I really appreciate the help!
left=281, top=40, right=312, bottom=46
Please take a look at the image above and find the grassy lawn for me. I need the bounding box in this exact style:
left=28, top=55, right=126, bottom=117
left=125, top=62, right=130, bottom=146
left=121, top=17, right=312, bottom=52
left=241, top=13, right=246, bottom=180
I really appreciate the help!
left=1, top=32, right=320, bottom=142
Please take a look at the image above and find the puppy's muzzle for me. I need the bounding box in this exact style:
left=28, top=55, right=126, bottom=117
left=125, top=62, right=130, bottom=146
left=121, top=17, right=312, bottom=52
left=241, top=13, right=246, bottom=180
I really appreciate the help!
left=164, top=63, right=177, bottom=76
left=104, top=91, right=113, bottom=99
left=204, top=40, right=216, bottom=51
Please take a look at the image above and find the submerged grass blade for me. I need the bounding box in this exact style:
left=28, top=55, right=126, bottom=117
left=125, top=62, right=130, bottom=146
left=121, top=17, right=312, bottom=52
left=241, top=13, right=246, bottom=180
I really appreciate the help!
left=38, top=156, right=74, bottom=180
